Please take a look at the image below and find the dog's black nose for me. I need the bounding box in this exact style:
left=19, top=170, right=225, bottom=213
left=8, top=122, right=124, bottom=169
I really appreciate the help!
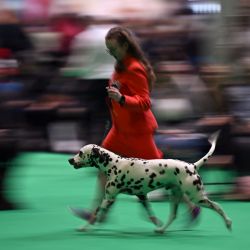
left=68, top=158, right=74, bottom=165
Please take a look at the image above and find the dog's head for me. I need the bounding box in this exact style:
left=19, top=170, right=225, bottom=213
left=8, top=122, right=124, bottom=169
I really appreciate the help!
left=68, top=144, right=98, bottom=169
left=68, top=144, right=111, bottom=169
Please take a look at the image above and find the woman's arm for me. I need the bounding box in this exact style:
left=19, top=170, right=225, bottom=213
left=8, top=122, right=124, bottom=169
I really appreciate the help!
left=122, top=66, right=151, bottom=111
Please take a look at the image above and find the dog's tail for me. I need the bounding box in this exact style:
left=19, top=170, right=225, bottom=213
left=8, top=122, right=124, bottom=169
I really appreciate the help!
left=193, top=130, right=220, bottom=170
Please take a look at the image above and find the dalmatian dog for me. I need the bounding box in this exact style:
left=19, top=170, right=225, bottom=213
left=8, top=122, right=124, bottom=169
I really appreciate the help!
left=68, top=131, right=232, bottom=233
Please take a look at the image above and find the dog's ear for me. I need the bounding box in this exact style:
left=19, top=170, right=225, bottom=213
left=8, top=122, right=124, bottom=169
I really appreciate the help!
left=91, top=147, right=110, bottom=165
left=91, top=147, right=101, bottom=158
left=87, top=147, right=100, bottom=168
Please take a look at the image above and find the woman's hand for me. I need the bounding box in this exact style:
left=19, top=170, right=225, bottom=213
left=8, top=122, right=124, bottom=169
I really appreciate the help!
left=106, top=86, right=123, bottom=103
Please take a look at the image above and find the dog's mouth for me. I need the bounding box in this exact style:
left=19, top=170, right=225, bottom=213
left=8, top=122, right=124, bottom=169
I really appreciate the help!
left=68, top=158, right=75, bottom=165
left=73, top=165, right=81, bottom=169
left=68, top=158, right=81, bottom=169
left=68, top=158, right=88, bottom=169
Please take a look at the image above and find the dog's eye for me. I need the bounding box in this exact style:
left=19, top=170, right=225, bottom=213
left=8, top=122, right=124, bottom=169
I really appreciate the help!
left=79, top=151, right=83, bottom=157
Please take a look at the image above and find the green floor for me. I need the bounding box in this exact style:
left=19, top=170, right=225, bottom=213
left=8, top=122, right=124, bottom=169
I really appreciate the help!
left=0, top=152, right=249, bottom=250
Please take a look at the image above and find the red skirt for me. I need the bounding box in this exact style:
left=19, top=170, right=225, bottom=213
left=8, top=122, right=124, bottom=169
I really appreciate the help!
left=101, top=127, right=163, bottom=159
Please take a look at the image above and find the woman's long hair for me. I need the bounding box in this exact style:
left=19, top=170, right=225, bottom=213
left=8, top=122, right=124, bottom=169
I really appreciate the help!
left=105, top=26, right=156, bottom=92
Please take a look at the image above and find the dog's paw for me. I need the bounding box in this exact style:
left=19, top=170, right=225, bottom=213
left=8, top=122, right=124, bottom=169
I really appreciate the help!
left=76, top=223, right=93, bottom=232
left=76, top=226, right=88, bottom=232
left=226, top=219, right=232, bottom=231
left=154, top=226, right=165, bottom=234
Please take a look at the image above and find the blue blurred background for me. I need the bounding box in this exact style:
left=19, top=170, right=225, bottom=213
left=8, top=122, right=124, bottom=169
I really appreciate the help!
left=1, top=0, right=250, bottom=210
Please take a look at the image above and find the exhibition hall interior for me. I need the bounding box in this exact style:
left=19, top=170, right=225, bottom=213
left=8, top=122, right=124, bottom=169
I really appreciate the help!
left=0, top=1, right=250, bottom=250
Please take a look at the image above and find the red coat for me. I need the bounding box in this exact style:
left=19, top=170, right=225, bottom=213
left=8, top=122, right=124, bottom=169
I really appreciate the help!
left=102, top=55, right=162, bottom=159
left=108, top=55, right=158, bottom=135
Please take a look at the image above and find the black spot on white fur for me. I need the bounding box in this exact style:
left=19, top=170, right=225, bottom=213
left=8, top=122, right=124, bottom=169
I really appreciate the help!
left=159, top=170, right=165, bottom=175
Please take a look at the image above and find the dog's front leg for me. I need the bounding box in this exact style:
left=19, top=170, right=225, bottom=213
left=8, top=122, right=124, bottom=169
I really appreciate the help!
left=155, top=188, right=182, bottom=234
left=95, top=183, right=118, bottom=222
left=96, top=198, right=115, bottom=222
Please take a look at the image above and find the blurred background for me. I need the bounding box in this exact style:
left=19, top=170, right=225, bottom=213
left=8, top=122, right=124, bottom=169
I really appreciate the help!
left=0, top=0, right=250, bottom=211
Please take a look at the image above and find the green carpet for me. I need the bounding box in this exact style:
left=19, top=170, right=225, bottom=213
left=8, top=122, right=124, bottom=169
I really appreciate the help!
left=0, top=152, right=249, bottom=250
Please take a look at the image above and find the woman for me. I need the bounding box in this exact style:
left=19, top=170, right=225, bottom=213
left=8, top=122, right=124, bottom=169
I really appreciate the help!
left=103, top=27, right=162, bottom=159
left=71, top=26, right=200, bottom=225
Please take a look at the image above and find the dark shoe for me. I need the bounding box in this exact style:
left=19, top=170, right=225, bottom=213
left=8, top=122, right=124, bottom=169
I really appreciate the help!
left=191, top=206, right=201, bottom=221
left=69, top=207, right=93, bottom=221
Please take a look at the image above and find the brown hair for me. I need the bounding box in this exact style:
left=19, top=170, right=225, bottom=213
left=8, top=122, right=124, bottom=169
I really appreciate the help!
left=105, top=26, right=156, bottom=91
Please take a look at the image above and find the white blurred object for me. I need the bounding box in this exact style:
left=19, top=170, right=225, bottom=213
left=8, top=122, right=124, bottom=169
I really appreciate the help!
left=29, top=32, right=62, bottom=52
left=50, top=0, right=170, bottom=19
left=62, top=24, right=115, bottom=79
left=152, top=98, right=193, bottom=122
left=48, top=122, right=85, bottom=153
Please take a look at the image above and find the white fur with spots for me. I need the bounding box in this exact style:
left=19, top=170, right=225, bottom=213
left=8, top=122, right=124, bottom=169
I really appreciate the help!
left=69, top=131, right=232, bottom=233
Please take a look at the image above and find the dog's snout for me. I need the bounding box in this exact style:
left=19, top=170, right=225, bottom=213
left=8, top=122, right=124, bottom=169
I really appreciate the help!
left=68, top=158, right=75, bottom=165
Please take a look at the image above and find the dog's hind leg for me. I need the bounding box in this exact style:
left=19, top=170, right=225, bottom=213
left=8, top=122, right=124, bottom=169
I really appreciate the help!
left=155, top=187, right=182, bottom=234
left=198, top=198, right=232, bottom=231
left=137, top=195, right=163, bottom=227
